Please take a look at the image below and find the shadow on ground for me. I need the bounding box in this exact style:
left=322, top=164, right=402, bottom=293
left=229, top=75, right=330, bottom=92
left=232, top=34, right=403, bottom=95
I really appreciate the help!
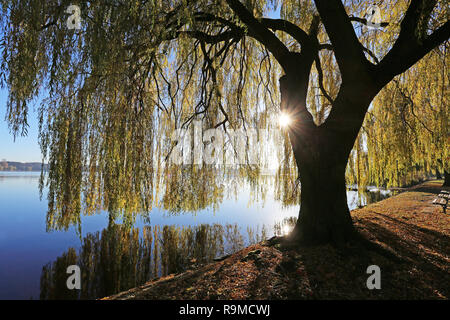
left=104, top=181, right=450, bottom=300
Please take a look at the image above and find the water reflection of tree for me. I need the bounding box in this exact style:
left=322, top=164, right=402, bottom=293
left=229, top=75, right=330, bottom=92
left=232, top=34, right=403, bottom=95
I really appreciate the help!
left=40, top=248, right=78, bottom=300
left=43, top=165, right=300, bottom=236
left=40, top=220, right=295, bottom=300
left=41, top=186, right=400, bottom=300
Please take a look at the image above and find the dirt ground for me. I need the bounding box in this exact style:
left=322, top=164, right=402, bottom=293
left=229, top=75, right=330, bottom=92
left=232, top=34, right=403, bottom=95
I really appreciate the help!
left=103, top=181, right=449, bottom=300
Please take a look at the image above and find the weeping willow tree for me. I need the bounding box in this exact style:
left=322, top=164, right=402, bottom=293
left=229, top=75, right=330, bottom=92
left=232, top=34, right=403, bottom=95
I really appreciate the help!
left=1, top=0, right=449, bottom=245
left=357, top=44, right=449, bottom=188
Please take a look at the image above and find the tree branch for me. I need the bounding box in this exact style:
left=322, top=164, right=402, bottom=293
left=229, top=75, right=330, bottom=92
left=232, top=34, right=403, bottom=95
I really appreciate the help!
left=376, top=0, right=449, bottom=85
left=179, top=29, right=244, bottom=44
left=259, top=18, right=312, bottom=47
left=313, top=0, right=370, bottom=82
left=349, top=16, right=389, bottom=28
left=315, top=56, right=334, bottom=105
left=318, top=43, right=333, bottom=51
left=224, top=0, right=291, bottom=70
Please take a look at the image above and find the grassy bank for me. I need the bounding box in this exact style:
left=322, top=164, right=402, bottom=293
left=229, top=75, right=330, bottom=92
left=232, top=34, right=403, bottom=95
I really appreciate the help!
left=103, top=181, right=449, bottom=300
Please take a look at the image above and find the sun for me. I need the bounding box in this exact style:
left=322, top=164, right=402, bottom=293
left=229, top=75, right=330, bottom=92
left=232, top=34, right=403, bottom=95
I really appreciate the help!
left=279, top=113, right=292, bottom=127
left=282, top=224, right=292, bottom=236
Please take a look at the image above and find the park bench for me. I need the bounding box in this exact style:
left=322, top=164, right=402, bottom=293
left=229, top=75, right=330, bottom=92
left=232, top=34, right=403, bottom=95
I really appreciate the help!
left=432, top=190, right=449, bottom=213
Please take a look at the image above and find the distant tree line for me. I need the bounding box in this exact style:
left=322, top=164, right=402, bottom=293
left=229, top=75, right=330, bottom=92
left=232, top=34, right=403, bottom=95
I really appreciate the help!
left=0, top=160, right=48, bottom=171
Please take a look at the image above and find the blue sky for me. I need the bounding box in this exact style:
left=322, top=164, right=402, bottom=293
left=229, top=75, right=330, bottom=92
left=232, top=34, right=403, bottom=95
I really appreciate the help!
left=0, top=89, right=42, bottom=162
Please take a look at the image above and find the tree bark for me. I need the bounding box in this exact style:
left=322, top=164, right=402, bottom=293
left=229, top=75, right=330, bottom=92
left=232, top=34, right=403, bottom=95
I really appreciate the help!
left=280, top=69, right=358, bottom=245
left=444, top=171, right=450, bottom=187
left=290, top=149, right=356, bottom=244
left=436, top=168, right=442, bottom=180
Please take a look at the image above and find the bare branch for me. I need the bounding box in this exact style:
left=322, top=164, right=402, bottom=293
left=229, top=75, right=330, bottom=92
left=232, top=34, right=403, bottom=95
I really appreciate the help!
left=314, top=0, right=370, bottom=82
left=349, top=16, right=389, bottom=28
left=376, top=0, right=449, bottom=85
left=224, top=0, right=291, bottom=70
left=318, top=43, right=333, bottom=51
left=360, top=44, right=380, bottom=64
left=259, top=18, right=312, bottom=47
left=178, top=29, right=244, bottom=44
left=314, top=57, right=334, bottom=105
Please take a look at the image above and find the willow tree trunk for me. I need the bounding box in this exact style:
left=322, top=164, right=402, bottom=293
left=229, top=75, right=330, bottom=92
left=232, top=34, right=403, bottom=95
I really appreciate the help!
left=444, top=171, right=450, bottom=187
left=280, top=70, right=373, bottom=245
left=436, top=168, right=442, bottom=180
left=291, top=144, right=355, bottom=244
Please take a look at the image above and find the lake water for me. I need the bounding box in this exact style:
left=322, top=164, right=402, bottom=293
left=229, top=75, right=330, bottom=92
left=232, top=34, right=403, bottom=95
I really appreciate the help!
left=0, top=172, right=393, bottom=299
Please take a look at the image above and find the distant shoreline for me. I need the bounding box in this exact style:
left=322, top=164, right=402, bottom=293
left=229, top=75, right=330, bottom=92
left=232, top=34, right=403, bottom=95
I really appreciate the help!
left=0, top=161, right=48, bottom=172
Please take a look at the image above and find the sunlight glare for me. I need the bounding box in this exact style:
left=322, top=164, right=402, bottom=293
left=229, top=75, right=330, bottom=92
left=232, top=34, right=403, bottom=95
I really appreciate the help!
left=279, top=113, right=292, bottom=127
left=282, top=224, right=292, bottom=235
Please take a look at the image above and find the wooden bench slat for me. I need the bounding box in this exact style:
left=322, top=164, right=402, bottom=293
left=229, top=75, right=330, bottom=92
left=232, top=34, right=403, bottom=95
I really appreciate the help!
left=433, top=198, right=447, bottom=205
left=432, top=191, right=448, bottom=213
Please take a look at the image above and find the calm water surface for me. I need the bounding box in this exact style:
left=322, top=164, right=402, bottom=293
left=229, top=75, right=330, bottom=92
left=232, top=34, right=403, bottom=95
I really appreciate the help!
left=0, top=172, right=393, bottom=299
